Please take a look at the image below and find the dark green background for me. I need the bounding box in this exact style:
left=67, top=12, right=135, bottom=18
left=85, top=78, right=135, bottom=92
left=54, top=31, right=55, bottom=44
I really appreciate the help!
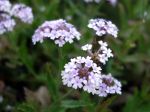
left=0, top=0, right=150, bottom=112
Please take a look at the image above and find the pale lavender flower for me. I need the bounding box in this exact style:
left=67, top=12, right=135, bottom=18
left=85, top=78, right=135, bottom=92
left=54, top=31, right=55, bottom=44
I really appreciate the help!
left=88, top=18, right=118, bottom=38
left=0, top=0, right=11, bottom=13
left=11, top=3, right=33, bottom=24
left=61, top=56, right=102, bottom=94
left=32, top=19, right=81, bottom=47
left=97, top=74, right=121, bottom=97
left=0, top=13, right=16, bottom=35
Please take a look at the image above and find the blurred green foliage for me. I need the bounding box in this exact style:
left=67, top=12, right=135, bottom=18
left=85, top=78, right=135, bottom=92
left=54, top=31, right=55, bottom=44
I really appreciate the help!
left=0, top=0, right=150, bottom=112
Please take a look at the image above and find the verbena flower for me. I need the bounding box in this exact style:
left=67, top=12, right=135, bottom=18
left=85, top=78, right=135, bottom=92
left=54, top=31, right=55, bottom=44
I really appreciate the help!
left=0, top=13, right=16, bottom=35
left=97, top=74, right=121, bottom=97
left=88, top=18, right=118, bottom=38
left=32, top=19, right=81, bottom=47
left=0, top=0, right=11, bottom=13
left=61, top=18, right=122, bottom=97
left=61, top=56, right=102, bottom=94
left=11, top=3, right=33, bottom=24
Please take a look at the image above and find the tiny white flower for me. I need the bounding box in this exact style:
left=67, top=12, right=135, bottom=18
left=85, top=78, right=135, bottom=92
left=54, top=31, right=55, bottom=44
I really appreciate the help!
left=81, top=44, right=92, bottom=51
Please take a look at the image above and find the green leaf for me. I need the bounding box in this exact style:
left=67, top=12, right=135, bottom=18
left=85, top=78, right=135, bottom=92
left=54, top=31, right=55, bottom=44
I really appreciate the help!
left=61, top=100, right=93, bottom=108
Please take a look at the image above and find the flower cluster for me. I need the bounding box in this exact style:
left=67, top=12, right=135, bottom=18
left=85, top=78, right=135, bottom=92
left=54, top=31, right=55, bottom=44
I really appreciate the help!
left=0, top=0, right=11, bottom=13
left=0, top=13, right=16, bottom=35
left=61, top=56, right=121, bottom=96
left=61, top=18, right=121, bottom=97
left=61, top=56, right=102, bottom=94
left=97, top=74, right=121, bottom=96
left=32, top=19, right=81, bottom=47
left=11, top=4, right=33, bottom=24
left=88, top=18, right=118, bottom=38
left=0, top=0, right=33, bottom=35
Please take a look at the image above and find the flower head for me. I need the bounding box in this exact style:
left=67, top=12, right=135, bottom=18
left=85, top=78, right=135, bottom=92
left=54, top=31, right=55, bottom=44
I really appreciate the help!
left=61, top=56, right=102, bottom=94
left=97, top=74, right=121, bottom=97
left=0, top=0, right=11, bottom=13
left=11, top=3, right=33, bottom=24
left=32, top=19, right=81, bottom=47
left=0, top=13, right=16, bottom=35
left=88, top=18, right=118, bottom=38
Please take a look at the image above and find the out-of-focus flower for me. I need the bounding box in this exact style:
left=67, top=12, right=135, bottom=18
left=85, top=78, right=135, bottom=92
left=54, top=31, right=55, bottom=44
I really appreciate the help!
left=97, top=74, right=121, bottom=97
left=88, top=18, right=118, bottom=38
left=0, top=95, right=3, bottom=103
left=61, top=56, right=102, bottom=94
left=107, top=0, right=117, bottom=7
left=32, top=19, right=81, bottom=47
left=66, top=15, right=72, bottom=21
left=0, top=0, right=11, bottom=13
left=5, top=105, right=13, bottom=111
left=39, top=6, right=46, bottom=12
left=11, top=3, right=33, bottom=24
left=84, top=0, right=101, bottom=3
left=81, top=44, right=92, bottom=51
left=0, top=13, right=16, bottom=35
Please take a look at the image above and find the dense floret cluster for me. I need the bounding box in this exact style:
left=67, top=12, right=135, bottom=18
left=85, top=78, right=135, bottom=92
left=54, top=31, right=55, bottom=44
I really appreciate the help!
left=0, top=0, right=33, bottom=35
left=11, top=4, right=33, bottom=24
left=32, top=19, right=81, bottom=47
left=88, top=18, right=118, bottom=38
left=97, top=74, right=121, bottom=96
left=61, top=56, right=102, bottom=94
left=0, top=13, right=16, bottom=34
left=0, top=0, right=11, bottom=13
